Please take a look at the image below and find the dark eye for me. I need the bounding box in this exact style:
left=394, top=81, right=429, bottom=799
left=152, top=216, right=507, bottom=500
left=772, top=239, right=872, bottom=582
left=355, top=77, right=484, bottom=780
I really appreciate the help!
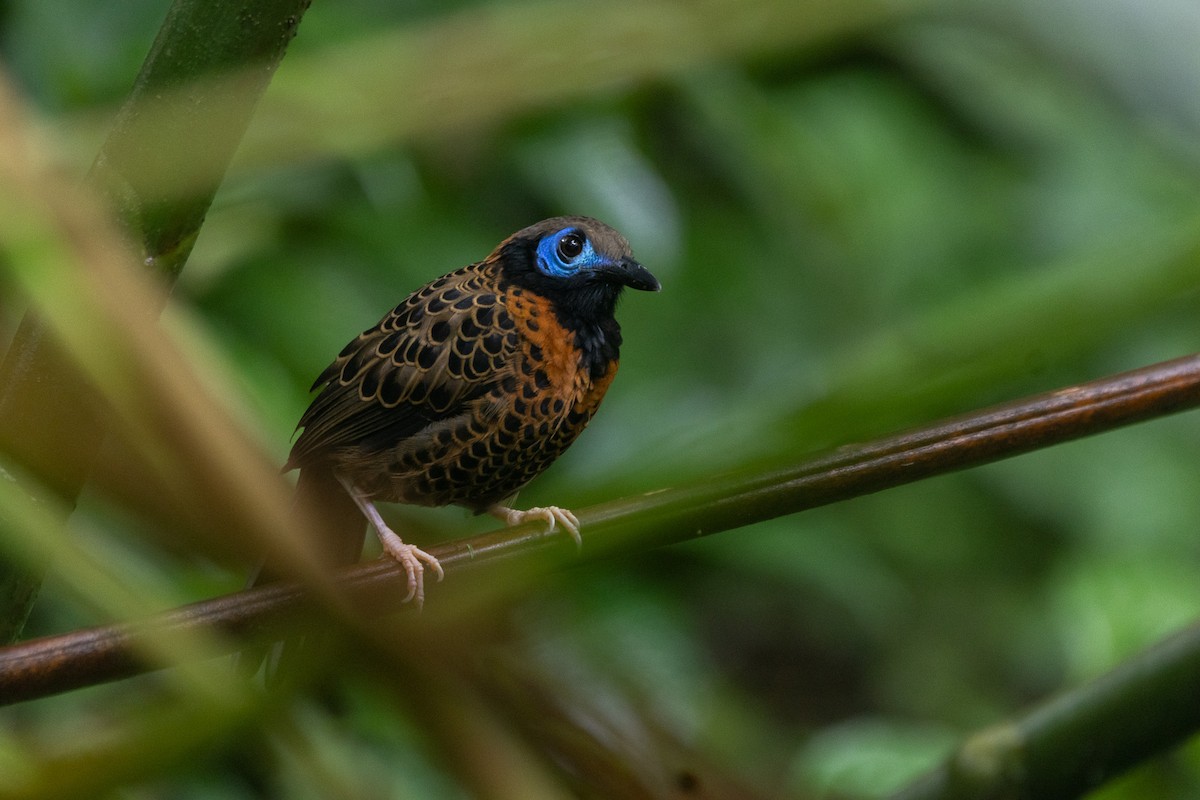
left=557, top=232, right=585, bottom=261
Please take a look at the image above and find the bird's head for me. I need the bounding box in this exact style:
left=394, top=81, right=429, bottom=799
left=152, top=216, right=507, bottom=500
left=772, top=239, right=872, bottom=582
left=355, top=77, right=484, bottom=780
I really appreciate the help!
left=495, top=216, right=660, bottom=324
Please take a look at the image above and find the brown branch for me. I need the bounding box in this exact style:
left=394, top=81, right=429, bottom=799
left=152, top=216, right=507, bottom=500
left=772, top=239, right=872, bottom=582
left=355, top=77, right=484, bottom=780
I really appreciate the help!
left=2, top=354, right=1200, bottom=706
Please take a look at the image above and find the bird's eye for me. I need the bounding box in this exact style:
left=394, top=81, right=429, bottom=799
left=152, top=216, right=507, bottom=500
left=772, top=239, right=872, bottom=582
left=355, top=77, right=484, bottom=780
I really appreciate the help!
left=557, top=233, right=585, bottom=261
left=535, top=227, right=597, bottom=278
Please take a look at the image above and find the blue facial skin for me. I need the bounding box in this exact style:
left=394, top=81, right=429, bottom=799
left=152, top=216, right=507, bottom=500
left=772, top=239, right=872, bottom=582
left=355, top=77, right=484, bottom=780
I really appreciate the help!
left=535, top=228, right=607, bottom=278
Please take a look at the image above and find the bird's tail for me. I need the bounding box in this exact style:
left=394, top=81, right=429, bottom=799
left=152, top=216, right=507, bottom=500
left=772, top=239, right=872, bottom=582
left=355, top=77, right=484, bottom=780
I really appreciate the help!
left=250, top=466, right=367, bottom=585
left=241, top=465, right=367, bottom=681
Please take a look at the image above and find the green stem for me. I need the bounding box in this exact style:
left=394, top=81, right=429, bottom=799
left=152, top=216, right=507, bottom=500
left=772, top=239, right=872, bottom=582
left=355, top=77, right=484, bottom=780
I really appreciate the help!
left=890, top=620, right=1200, bottom=800
left=0, top=0, right=312, bottom=642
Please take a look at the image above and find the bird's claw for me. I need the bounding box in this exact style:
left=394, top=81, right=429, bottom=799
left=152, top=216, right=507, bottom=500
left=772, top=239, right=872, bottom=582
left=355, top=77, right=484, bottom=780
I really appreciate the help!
left=379, top=540, right=443, bottom=608
left=341, top=480, right=443, bottom=609
left=493, top=504, right=582, bottom=549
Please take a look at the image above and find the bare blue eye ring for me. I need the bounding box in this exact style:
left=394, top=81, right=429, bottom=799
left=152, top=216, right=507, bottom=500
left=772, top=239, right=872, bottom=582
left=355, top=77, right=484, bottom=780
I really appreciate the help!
left=536, top=228, right=601, bottom=278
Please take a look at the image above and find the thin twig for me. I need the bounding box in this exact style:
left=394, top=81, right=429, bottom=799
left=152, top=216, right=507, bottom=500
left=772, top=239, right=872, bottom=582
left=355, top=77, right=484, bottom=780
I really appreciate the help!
left=2, top=354, right=1199, bottom=706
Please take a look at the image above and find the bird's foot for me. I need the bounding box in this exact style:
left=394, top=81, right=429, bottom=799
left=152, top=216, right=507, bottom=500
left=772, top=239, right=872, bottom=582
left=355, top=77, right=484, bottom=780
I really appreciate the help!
left=340, top=478, right=444, bottom=608
left=489, top=504, right=581, bottom=549
left=375, top=524, right=444, bottom=608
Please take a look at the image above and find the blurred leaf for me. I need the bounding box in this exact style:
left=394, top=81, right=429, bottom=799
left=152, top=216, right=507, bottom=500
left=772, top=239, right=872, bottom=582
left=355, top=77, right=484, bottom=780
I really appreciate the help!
left=4, top=0, right=1200, bottom=797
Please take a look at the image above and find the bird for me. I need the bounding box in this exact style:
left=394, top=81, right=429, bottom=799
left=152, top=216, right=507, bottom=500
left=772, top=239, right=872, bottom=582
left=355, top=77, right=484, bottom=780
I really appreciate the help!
left=282, top=216, right=660, bottom=607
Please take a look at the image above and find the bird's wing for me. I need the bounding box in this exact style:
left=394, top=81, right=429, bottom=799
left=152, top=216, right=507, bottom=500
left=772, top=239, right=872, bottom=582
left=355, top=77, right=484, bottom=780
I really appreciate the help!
left=285, top=264, right=519, bottom=469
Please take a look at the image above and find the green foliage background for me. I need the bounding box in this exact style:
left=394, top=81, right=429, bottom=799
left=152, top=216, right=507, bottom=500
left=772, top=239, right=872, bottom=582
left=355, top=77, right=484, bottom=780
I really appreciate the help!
left=2, top=0, right=1199, bottom=797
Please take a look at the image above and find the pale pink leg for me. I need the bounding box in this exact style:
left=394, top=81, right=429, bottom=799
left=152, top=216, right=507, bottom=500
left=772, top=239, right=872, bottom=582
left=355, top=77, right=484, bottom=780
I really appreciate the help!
left=488, top=504, right=582, bottom=549
left=340, top=479, right=444, bottom=608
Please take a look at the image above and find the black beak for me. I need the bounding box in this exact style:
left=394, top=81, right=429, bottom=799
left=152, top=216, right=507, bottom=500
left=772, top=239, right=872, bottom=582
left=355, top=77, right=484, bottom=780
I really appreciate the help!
left=608, top=257, right=661, bottom=292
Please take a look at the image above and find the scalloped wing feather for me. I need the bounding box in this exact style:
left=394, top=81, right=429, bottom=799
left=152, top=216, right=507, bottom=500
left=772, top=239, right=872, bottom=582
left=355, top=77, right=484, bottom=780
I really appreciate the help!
left=285, top=263, right=518, bottom=470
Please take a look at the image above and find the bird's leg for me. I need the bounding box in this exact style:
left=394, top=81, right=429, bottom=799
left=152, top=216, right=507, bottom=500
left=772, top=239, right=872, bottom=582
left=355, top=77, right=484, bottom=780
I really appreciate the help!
left=338, top=478, right=444, bottom=608
left=487, top=503, right=582, bottom=549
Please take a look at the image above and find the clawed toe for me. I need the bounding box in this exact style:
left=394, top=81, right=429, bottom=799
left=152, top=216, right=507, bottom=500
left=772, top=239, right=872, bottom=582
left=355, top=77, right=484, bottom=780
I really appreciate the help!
left=489, top=504, right=582, bottom=549
left=382, top=542, right=443, bottom=608
left=341, top=481, right=443, bottom=609
left=548, top=507, right=581, bottom=549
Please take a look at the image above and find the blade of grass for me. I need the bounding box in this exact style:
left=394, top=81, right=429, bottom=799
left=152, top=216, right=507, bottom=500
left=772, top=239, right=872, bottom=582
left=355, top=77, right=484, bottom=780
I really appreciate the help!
left=56, top=0, right=926, bottom=188
left=0, top=0, right=313, bottom=641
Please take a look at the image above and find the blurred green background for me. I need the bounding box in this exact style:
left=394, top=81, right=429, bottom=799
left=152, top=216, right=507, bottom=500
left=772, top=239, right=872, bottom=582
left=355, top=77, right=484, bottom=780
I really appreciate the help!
left=2, top=0, right=1200, bottom=797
